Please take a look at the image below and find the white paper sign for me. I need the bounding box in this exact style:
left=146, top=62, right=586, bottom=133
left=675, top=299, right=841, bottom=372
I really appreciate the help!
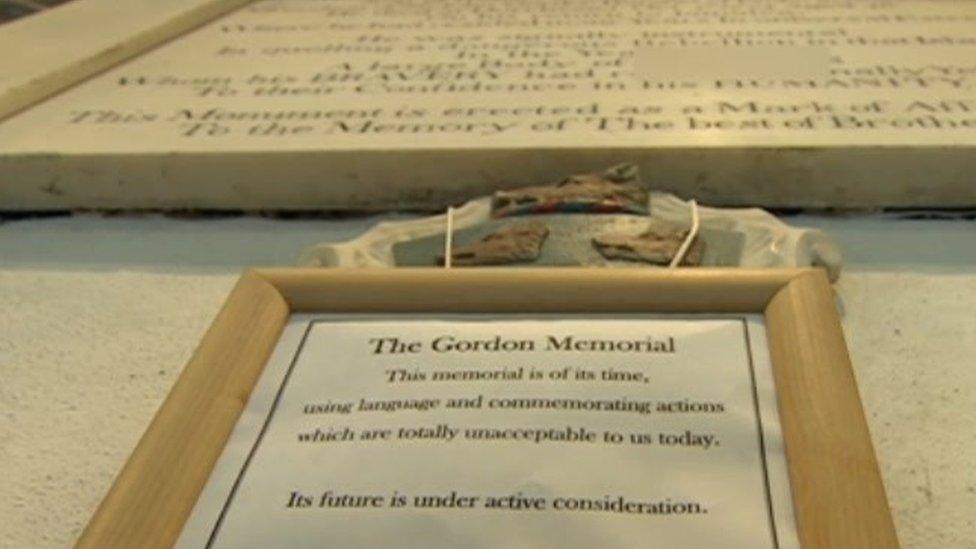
left=178, top=315, right=798, bottom=548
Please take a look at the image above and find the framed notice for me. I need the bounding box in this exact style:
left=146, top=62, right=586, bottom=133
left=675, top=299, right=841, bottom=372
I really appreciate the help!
left=77, top=268, right=898, bottom=548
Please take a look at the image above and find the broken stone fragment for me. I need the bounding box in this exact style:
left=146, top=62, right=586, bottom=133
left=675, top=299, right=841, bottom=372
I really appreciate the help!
left=592, top=220, right=705, bottom=266
left=438, top=221, right=550, bottom=267
left=492, top=163, right=649, bottom=218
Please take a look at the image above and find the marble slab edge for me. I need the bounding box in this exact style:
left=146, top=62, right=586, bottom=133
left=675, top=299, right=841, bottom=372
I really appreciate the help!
left=1, top=145, right=973, bottom=210
left=0, top=0, right=255, bottom=122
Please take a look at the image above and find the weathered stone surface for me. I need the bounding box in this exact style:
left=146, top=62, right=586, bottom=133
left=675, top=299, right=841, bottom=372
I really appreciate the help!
left=491, top=164, right=649, bottom=218
left=438, top=221, right=549, bottom=266
left=592, top=220, right=704, bottom=266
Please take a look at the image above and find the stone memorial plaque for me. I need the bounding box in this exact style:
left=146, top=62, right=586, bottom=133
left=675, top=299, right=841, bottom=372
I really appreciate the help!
left=2, top=0, right=975, bottom=209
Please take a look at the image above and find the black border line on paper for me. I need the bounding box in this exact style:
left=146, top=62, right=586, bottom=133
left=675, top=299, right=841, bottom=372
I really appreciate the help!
left=205, top=320, right=314, bottom=548
left=741, top=317, right=781, bottom=549
left=206, top=317, right=780, bottom=548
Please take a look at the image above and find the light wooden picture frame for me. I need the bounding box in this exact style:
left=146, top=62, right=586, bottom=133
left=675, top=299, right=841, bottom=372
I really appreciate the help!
left=76, top=268, right=898, bottom=548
